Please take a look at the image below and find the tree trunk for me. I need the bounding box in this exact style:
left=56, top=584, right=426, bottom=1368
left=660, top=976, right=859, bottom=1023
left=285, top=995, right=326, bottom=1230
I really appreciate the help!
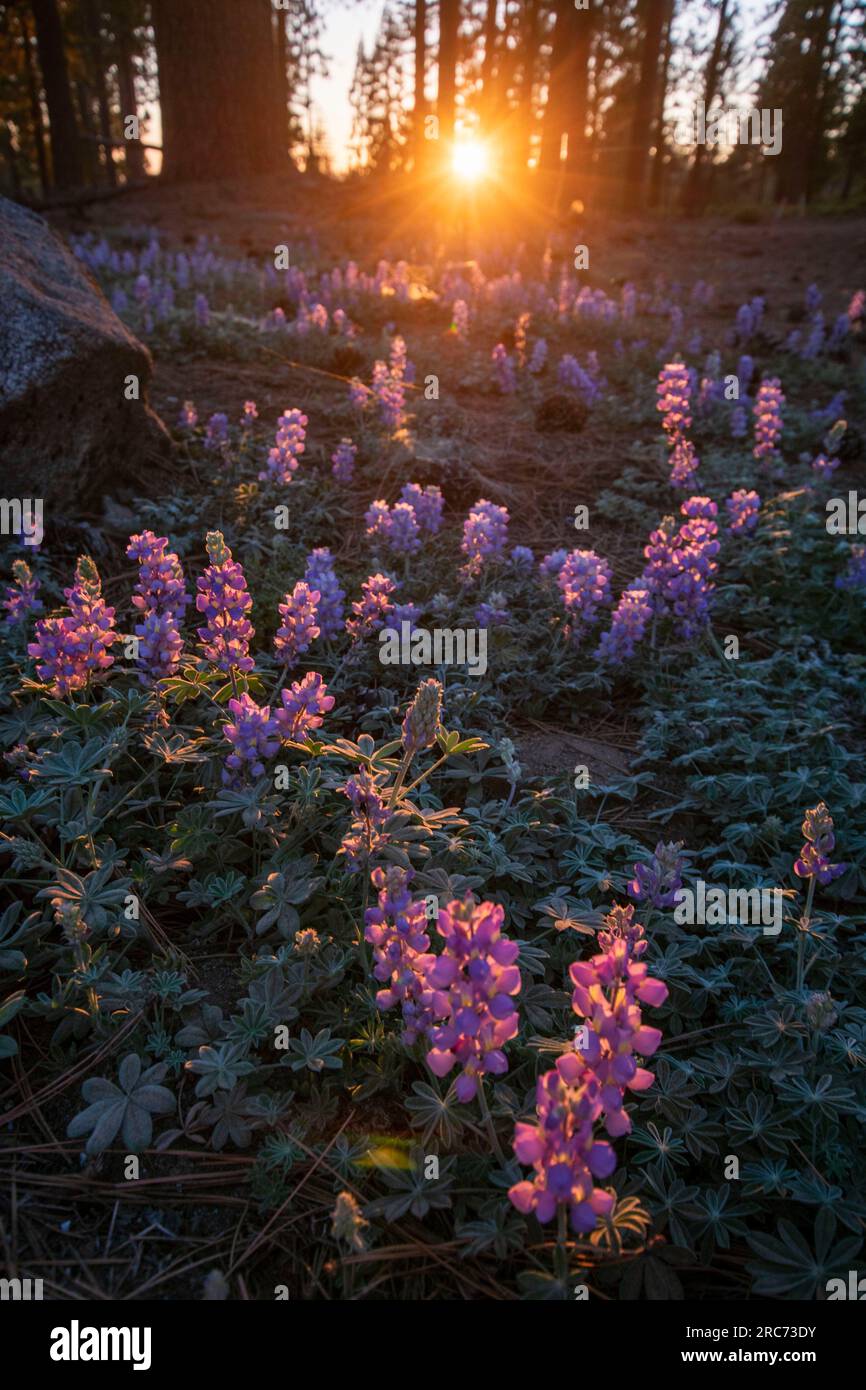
left=437, top=0, right=459, bottom=145
left=275, top=6, right=290, bottom=155
left=480, top=0, right=499, bottom=127
left=540, top=0, right=579, bottom=171
left=83, top=0, right=117, bottom=186
left=31, top=0, right=83, bottom=188
left=624, top=0, right=665, bottom=210
left=680, top=0, right=729, bottom=214
left=20, top=10, right=50, bottom=195
left=413, top=0, right=427, bottom=166
left=116, top=18, right=145, bottom=181
left=152, top=0, right=285, bottom=182
left=648, top=0, right=674, bottom=208
left=512, top=0, right=540, bottom=167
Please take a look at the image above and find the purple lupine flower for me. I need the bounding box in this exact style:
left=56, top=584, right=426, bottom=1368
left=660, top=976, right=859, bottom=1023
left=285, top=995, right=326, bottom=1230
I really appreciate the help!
left=331, top=438, right=357, bottom=483
left=3, top=559, right=42, bottom=623
left=794, top=803, right=847, bottom=886
left=475, top=597, right=509, bottom=627
left=451, top=299, right=469, bottom=339
left=240, top=400, right=258, bottom=429
left=811, top=453, right=841, bottom=482
left=656, top=361, right=692, bottom=441
left=669, top=434, right=700, bottom=487
left=195, top=530, right=255, bottom=674
left=365, top=866, right=437, bottom=1043
left=178, top=401, right=198, bottom=430
left=348, top=377, right=372, bottom=411
left=222, top=694, right=279, bottom=786
left=28, top=556, right=118, bottom=696
left=595, top=583, right=652, bottom=664
left=461, top=499, right=509, bottom=573
left=836, top=544, right=866, bottom=592
left=346, top=573, right=397, bottom=643
left=304, top=548, right=345, bottom=639
left=127, top=530, right=190, bottom=681
left=805, top=284, right=822, bottom=314
left=491, top=343, right=517, bottom=394
left=259, top=408, right=308, bottom=485
left=539, top=548, right=568, bottom=579
left=372, top=360, right=405, bottom=430
left=393, top=602, right=422, bottom=631
left=726, top=489, right=761, bottom=534
left=508, top=1050, right=617, bottom=1234
left=569, top=902, right=667, bottom=1139
left=194, top=292, right=210, bottom=327
left=401, top=678, right=443, bottom=757
left=730, top=405, right=748, bottom=438
left=400, top=483, right=444, bottom=534
left=424, top=897, right=521, bottom=1103
left=205, top=412, right=229, bottom=453
left=510, top=545, right=534, bottom=568
left=753, top=378, right=785, bottom=467
left=529, top=339, right=548, bottom=374
left=558, top=354, right=599, bottom=403
left=340, top=766, right=391, bottom=872
left=557, top=549, right=613, bottom=644
left=737, top=354, right=754, bottom=395
left=847, top=289, right=864, bottom=326
left=365, top=500, right=421, bottom=555
left=628, top=841, right=685, bottom=909
left=275, top=581, right=320, bottom=665
left=274, top=670, right=334, bottom=742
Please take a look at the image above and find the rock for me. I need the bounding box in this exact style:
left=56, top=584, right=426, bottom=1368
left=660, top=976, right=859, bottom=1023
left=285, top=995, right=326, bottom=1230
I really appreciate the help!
left=0, top=196, right=170, bottom=517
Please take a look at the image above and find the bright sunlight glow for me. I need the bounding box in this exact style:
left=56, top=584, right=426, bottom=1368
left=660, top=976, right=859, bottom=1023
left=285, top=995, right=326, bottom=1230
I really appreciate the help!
left=451, top=140, right=489, bottom=182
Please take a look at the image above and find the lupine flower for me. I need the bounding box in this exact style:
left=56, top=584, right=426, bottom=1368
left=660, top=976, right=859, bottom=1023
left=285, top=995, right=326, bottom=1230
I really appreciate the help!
left=331, top=438, right=357, bottom=483
left=794, top=803, right=847, bottom=885
left=275, top=581, right=320, bottom=665
left=222, top=694, right=279, bottom=786
left=401, top=678, right=442, bottom=757
left=346, top=573, right=396, bottom=642
left=475, top=598, right=509, bottom=627
left=835, top=544, right=866, bottom=591
left=28, top=556, right=118, bottom=696
left=304, top=549, right=345, bottom=639
left=178, top=401, right=198, bottom=430
left=509, top=1051, right=617, bottom=1233
left=595, top=583, right=652, bottom=664
left=726, top=489, right=760, bottom=534
left=259, top=408, right=308, bottom=485
left=558, top=354, right=599, bottom=403
left=753, top=377, right=785, bottom=467
left=451, top=299, right=469, bottom=339
left=539, top=549, right=568, bottom=579
left=510, top=545, right=535, bottom=568
left=348, top=377, right=372, bottom=411
left=461, top=499, right=509, bottom=572
left=557, top=549, right=613, bottom=644
left=669, top=434, right=700, bottom=487
left=195, top=531, right=255, bottom=674
left=274, top=671, right=334, bottom=742
left=491, top=343, right=516, bottom=394
left=569, top=902, right=667, bottom=1139
left=529, top=339, right=548, bottom=374
left=730, top=405, right=748, bottom=438
left=205, top=412, right=229, bottom=452
left=127, top=531, right=189, bottom=681
left=805, top=284, right=822, bottom=313
left=656, top=361, right=692, bottom=440
left=240, top=400, right=258, bottom=429
left=424, top=897, right=521, bottom=1103
left=400, top=483, right=444, bottom=534
left=372, top=359, right=405, bottom=429
left=194, top=292, right=210, bottom=327
left=811, top=453, right=840, bottom=482
left=365, top=866, right=437, bottom=1044
left=628, top=841, right=685, bottom=909
left=393, top=602, right=422, bottom=631
left=365, top=499, right=421, bottom=555
left=340, top=767, right=391, bottom=871
left=848, top=289, right=864, bottom=326
left=3, top=560, right=42, bottom=623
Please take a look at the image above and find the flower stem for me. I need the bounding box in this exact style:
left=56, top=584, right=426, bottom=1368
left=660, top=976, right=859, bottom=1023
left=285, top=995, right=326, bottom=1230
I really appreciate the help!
left=477, top=1076, right=506, bottom=1166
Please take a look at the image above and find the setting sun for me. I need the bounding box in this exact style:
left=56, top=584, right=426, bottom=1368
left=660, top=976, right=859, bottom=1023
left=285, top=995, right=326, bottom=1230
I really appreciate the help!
left=451, top=139, right=489, bottom=182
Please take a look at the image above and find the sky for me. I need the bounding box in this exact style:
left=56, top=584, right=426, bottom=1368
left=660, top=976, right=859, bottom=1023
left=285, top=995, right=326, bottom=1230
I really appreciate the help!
left=310, top=0, right=387, bottom=171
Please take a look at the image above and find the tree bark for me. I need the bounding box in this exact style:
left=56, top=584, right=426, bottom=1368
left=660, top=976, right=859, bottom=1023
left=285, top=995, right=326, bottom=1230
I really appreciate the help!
left=680, top=0, right=730, bottom=214
left=152, top=0, right=285, bottom=182
left=115, top=13, right=146, bottom=181
left=31, top=0, right=83, bottom=188
left=624, top=0, right=665, bottom=210
left=83, top=0, right=117, bottom=186
left=648, top=0, right=674, bottom=208
left=479, top=0, right=499, bottom=127
left=437, top=0, right=459, bottom=145
left=413, top=0, right=427, bottom=166
left=20, top=10, right=50, bottom=195
left=540, top=0, right=583, bottom=171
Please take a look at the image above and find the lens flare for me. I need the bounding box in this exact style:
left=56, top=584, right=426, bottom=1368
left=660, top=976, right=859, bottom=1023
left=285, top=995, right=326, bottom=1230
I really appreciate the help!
left=451, top=140, right=489, bottom=182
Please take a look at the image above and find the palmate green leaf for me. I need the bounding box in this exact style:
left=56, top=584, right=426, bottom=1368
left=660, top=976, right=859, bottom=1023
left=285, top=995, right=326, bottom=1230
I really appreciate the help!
left=746, top=1211, right=864, bottom=1299
left=66, top=1053, right=175, bottom=1154
left=281, top=1027, right=344, bottom=1073
left=33, top=737, right=121, bottom=788
left=0, top=784, right=52, bottom=820
left=405, top=1080, right=464, bottom=1146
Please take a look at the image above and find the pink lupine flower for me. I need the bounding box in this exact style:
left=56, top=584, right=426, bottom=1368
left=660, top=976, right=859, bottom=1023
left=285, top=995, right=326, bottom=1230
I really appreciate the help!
left=340, top=766, right=391, bottom=872
left=491, top=343, right=516, bottom=394
left=331, top=439, right=357, bottom=483
left=259, top=408, right=308, bottom=485
left=794, top=803, right=847, bottom=886
left=275, top=581, right=320, bottom=665
left=178, top=401, right=198, bottom=430
left=424, top=897, right=522, bottom=1103
left=557, top=549, right=613, bottom=644
left=657, top=361, right=692, bottom=440
left=595, top=583, right=652, bottom=664
left=726, top=489, right=760, bottom=534
left=240, top=400, right=258, bottom=428
left=400, top=483, right=444, bottom=534
left=461, top=499, right=509, bottom=573
left=348, top=377, right=372, bottom=411
left=304, top=549, right=345, bottom=640
left=365, top=866, right=437, bottom=1044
